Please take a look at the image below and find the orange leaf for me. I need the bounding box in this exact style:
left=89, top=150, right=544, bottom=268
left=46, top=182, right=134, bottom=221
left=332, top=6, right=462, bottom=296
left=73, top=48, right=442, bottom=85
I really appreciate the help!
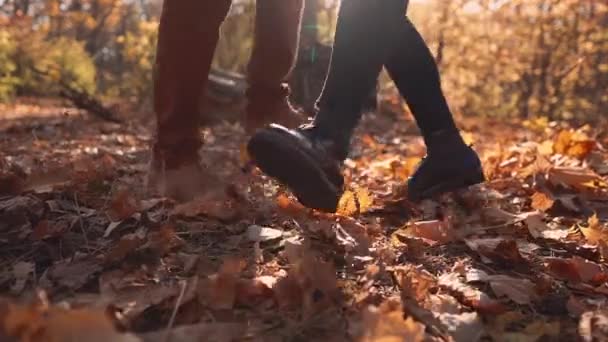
left=531, top=192, right=554, bottom=212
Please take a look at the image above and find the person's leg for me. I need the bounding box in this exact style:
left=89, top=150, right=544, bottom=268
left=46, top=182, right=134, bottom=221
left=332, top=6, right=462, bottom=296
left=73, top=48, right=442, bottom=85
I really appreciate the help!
left=248, top=0, right=404, bottom=211
left=149, top=0, right=232, bottom=200
left=246, top=0, right=305, bottom=134
left=384, top=18, right=483, bottom=201
left=311, top=0, right=407, bottom=159
left=384, top=18, right=459, bottom=147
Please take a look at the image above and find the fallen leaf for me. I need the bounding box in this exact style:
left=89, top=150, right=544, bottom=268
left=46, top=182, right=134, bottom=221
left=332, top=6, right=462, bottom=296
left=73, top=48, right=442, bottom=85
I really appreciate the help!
left=172, top=195, right=239, bottom=221
left=566, top=296, right=589, bottom=317
left=1, top=298, right=141, bottom=342
left=465, top=238, right=526, bottom=264
left=548, top=167, right=607, bottom=192
left=246, top=225, right=283, bottom=242
left=140, top=323, right=245, bottom=342
left=142, top=223, right=184, bottom=256
left=198, top=257, right=246, bottom=310
left=104, top=230, right=147, bottom=264
left=359, top=300, right=425, bottom=342
left=531, top=192, right=554, bottom=212
left=108, top=189, right=140, bottom=221
left=337, top=187, right=373, bottom=216
left=580, top=214, right=608, bottom=245
left=544, top=256, right=607, bottom=284
left=11, top=261, right=34, bottom=294
left=554, top=129, right=596, bottom=159
left=522, top=212, right=570, bottom=240
left=406, top=219, right=455, bottom=244
left=579, top=310, right=608, bottom=342
left=47, top=258, right=102, bottom=291
left=438, top=273, right=505, bottom=314
left=487, top=275, right=537, bottom=305
left=437, top=312, right=484, bottom=342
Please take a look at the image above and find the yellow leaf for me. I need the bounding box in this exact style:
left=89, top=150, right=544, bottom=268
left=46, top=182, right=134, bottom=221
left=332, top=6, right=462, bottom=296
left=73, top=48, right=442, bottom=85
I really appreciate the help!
left=580, top=214, right=608, bottom=245
left=337, top=188, right=373, bottom=216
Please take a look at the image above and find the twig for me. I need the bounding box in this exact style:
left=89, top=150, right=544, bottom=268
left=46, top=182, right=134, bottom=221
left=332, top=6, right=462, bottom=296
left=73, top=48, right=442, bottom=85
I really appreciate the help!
left=72, top=193, right=89, bottom=247
left=163, top=280, right=187, bottom=342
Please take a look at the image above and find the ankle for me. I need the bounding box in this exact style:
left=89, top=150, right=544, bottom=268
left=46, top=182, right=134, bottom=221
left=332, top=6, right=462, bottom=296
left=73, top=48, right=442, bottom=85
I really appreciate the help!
left=423, top=129, right=466, bottom=155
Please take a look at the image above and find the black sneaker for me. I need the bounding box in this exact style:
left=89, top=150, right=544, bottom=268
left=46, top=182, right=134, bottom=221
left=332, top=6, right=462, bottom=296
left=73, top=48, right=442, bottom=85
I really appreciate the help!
left=247, top=124, right=345, bottom=212
left=407, top=131, right=485, bottom=202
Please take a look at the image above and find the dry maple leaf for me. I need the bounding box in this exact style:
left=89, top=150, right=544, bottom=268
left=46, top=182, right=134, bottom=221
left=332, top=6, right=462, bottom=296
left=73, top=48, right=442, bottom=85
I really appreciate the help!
left=531, top=192, right=555, bottom=212
left=580, top=214, right=608, bottom=245
left=404, top=219, right=455, bottom=244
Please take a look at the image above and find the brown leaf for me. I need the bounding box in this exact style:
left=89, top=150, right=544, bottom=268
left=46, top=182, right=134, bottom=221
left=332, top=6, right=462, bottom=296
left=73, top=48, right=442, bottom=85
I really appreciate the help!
left=171, top=195, right=239, bottom=222
left=10, top=261, right=34, bottom=294
left=487, top=275, right=537, bottom=305
left=437, top=312, right=485, bottom=342
left=544, top=256, right=607, bottom=284
left=531, top=192, right=555, bottom=212
left=394, top=265, right=436, bottom=302
left=359, top=299, right=425, bottom=342
left=108, top=189, right=140, bottom=221
left=548, top=167, right=607, bottom=193
left=104, top=230, right=146, bottom=264
left=31, top=218, right=71, bottom=240
left=400, top=219, right=455, bottom=245
left=465, top=238, right=526, bottom=264
left=438, top=273, right=506, bottom=314
left=140, top=323, right=245, bottom=342
left=48, top=258, right=102, bottom=291
left=197, top=257, right=245, bottom=310
left=522, top=212, right=570, bottom=240
left=143, top=223, right=184, bottom=256
left=1, top=299, right=140, bottom=342
left=579, top=310, right=608, bottom=342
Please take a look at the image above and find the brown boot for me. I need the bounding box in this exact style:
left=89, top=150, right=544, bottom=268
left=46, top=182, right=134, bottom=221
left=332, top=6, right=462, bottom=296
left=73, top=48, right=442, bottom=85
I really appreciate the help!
left=245, top=0, right=306, bottom=134
left=149, top=0, right=231, bottom=201
left=245, top=83, right=305, bottom=134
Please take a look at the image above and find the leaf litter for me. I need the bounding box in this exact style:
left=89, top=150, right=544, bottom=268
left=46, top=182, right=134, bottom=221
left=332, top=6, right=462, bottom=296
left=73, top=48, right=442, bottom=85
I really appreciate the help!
left=1, top=103, right=607, bottom=341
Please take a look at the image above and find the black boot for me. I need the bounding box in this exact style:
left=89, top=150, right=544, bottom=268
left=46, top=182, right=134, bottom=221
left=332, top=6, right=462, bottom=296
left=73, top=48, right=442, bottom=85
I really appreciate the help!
left=247, top=124, right=346, bottom=212
left=407, top=130, right=485, bottom=202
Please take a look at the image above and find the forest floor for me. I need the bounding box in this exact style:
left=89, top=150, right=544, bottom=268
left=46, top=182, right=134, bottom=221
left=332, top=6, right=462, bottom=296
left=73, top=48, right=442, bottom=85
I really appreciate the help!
left=0, top=98, right=607, bottom=341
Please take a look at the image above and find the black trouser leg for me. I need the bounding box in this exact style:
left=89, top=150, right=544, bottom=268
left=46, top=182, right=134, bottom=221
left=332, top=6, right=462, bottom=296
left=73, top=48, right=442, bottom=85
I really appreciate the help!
left=313, top=0, right=407, bottom=150
left=385, top=17, right=459, bottom=145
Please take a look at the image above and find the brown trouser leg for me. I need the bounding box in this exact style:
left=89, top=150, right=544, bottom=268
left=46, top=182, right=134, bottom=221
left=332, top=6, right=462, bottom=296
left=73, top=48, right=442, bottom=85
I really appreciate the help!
left=246, top=0, right=304, bottom=131
left=153, top=0, right=232, bottom=167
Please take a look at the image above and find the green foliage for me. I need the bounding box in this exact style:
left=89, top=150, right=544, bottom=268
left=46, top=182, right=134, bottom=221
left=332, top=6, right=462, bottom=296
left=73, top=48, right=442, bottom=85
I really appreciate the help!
left=0, top=29, right=18, bottom=101
left=12, top=29, right=96, bottom=96
left=108, top=21, right=158, bottom=104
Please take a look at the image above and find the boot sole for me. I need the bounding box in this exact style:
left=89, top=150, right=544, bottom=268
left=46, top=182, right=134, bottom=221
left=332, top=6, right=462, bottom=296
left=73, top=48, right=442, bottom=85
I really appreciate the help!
left=247, top=129, right=342, bottom=212
left=409, top=167, right=486, bottom=202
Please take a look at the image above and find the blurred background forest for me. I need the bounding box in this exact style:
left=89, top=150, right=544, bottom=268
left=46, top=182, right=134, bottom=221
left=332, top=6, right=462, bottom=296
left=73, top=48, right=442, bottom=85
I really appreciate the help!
left=0, top=0, right=606, bottom=121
